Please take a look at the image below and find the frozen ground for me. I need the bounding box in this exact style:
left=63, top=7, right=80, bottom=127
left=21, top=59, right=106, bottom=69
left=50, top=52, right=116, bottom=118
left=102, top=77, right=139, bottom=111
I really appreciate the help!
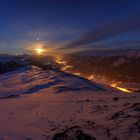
left=0, top=66, right=139, bottom=140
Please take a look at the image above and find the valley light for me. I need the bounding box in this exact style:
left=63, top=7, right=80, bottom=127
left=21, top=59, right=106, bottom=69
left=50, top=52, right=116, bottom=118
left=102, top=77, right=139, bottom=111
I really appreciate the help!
left=111, top=83, right=132, bottom=93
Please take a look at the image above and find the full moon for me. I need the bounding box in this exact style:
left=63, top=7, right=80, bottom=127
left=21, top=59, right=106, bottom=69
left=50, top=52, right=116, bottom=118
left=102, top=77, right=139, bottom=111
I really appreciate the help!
left=36, top=48, right=44, bottom=55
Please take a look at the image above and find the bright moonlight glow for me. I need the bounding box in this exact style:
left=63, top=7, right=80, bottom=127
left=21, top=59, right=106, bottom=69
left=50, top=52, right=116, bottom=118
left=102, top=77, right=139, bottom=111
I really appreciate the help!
left=36, top=48, right=44, bottom=55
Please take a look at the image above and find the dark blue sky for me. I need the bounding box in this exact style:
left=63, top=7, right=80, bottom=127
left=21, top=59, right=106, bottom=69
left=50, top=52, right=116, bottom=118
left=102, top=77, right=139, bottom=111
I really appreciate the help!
left=0, top=0, right=140, bottom=54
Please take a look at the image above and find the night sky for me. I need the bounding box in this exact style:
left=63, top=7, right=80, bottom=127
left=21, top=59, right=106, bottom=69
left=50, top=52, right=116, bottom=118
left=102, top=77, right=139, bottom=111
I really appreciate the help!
left=0, top=0, right=140, bottom=54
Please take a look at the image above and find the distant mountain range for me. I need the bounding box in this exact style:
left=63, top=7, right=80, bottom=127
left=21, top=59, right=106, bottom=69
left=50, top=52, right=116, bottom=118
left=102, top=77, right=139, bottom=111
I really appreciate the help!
left=0, top=54, right=58, bottom=74
left=64, top=49, right=140, bottom=83
left=74, top=49, right=140, bottom=58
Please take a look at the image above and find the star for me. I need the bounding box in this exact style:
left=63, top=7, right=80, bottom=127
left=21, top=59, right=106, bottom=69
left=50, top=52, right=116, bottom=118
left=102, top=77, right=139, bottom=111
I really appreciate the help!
left=36, top=38, right=40, bottom=41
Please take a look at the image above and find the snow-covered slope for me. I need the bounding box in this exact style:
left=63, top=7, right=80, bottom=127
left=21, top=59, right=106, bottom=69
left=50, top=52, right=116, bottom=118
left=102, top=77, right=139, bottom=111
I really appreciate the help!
left=0, top=66, right=139, bottom=140
left=0, top=66, right=105, bottom=98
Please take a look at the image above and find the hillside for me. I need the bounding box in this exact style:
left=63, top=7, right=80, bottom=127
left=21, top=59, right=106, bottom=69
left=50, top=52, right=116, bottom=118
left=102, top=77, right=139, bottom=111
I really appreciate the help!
left=0, top=66, right=106, bottom=97
left=0, top=66, right=139, bottom=140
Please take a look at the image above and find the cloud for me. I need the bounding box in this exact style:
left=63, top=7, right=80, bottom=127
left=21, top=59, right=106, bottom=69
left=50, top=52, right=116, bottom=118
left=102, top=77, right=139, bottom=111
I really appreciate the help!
left=85, top=40, right=140, bottom=50
left=60, top=15, right=140, bottom=50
